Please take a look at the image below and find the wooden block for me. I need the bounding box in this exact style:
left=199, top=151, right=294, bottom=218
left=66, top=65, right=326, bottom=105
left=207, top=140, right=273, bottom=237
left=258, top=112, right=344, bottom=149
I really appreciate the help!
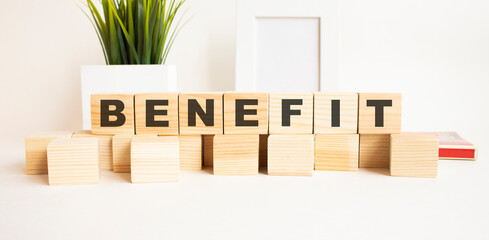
left=178, top=135, right=202, bottom=170
left=203, top=135, right=214, bottom=167
left=268, top=135, right=314, bottom=176
left=113, top=134, right=158, bottom=173
left=390, top=133, right=438, bottom=178
left=179, top=93, right=223, bottom=135
left=47, top=138, right=99, bottom=186
left=223, top=92, right=268, bottom=134
left=213, top=135, right=259, bottom=175
left=72, top=130, right=113, bottom=171
left=315, top=134, right=359, bottom=171
left=359, top=134, right=390, bottom=168
left=112, top=134, right=133, bottom=173
left=131, top=136, right=180, bottom=183
left=314, top=92, right=358, bottom=133
left=25, top=131, right=73, bottom=175
left=91, top=93, right=134, bottom=135
left=259, top=135, right=269, bottom=167
left=358, top=93, right=402, bottom=134
left=135, top=93, right=179, bottom=135
left=269, top=93, right=313, bottom=134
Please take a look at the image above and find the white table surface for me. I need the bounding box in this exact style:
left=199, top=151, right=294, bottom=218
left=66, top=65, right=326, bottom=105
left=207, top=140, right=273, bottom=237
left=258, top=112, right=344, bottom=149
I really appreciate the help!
left=1, top=144, right=487, bottom=240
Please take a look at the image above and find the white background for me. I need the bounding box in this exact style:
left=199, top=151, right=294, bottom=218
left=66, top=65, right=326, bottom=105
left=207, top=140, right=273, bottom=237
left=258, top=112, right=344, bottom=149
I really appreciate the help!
left=1, top=0, right=488, bottom=239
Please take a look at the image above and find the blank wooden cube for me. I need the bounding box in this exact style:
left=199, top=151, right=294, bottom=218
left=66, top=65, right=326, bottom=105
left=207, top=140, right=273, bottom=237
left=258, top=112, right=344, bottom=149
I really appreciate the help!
left=269, top=93, right=313, bottom=134
left=359, top=134, right=390, bottom=168
left=203, top=135, right=214, bottom=167
left=113, top=134, right=158, bottom=173
left=91, top=93, right=134, bottom=135
left=131, top=136, right=179, bottom=183
left=314, top=92, right=358, bottom=133
left=390, top=134, right=438, bottom=178
left=259, top=135, right=269, bottom=167
left=178, top=135, right=202, bottom=170
left=224, top=92, right=268, bottom=134
left=358, top=93, right=402, bottom=134
left=315, top=134, right=359, bottom=171
left=268, top=135, right=314, bottom=176
left=179, top=93, right=223, bottom=135
left=72, top=130, right=113, bottom=171
left=47, top=138, right=99, bottom=186
left=135, top=93, right=179, bottom=135
left=25, top=131, right=73, bottom=175
left=112, top=134, right=133, bottom=173
left=213, top=135, right=259, bottom=175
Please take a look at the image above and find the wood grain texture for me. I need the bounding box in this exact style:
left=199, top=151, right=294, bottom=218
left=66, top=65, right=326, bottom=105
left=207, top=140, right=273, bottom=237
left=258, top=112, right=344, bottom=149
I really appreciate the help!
left=112, top=134, right=133, bottom=173
left=269, top=93, right=313, bottom=134
left=213, top=135, right=259, bottom=175
left=358, top=93, right=402, bottom=134
left=178, top=135, right=202, bottom=170
left=390, top=133, right=438, bottom=178
left=223, top=92, right=268, bottom=134
left=314, top=92, right=358, bottom=134
left=259, top=134, right=269, bottom=167
left=359, top=134, right=390, bottom=168
left=25, top=131, right=73, bottom=175
left=179, top=93, right=223, bottom=135
left=47, top=138, right=99, bottom=186
left=267, top=135, right=314, bottom=176
left=131, top=136, right=180, bottom=183
left=72, top=130, right=113, bottom=171
left=135, top=92, right=179, bottom=135
left=315, top=134, right=359, bottom=171
left=203, top=135, right=214, bottom=167
left=91, top=93, right=135, bottom=134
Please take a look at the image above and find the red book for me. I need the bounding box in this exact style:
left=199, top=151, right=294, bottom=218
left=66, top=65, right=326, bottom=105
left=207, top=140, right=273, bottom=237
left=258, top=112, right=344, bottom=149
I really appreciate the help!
left=424, top=132, right=477, bottom=160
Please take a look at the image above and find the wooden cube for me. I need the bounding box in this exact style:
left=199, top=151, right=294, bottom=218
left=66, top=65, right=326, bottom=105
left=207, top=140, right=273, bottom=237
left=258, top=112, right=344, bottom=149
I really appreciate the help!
left=213, top=135, right=259, bottom=175
left=72, top=130, right=113, bottom=171
left=25, top=131, right=73, bottom=175
left=259, top=135, right=269, bottom=167
left=178, top=135, right=202, bottom=170
left=47, top=138, right=99, bottom=186
left=179, top=93, right=223, bottom=135
left=269, top=93, right=313, bottom=134
left=315, top=134, right=359, bottom=171
left=359, top=134, right=390, bottom=168
left=314, top=92, right=358, bottom=134
left=112, top=134, right=133, bottom=173
left=91, top=93, right=134, bottom=135
left=203, top=135, right=214, bottom=167
left=131, top=136, right=179, bottom=183
left=268, top=135, right=314, bottom=176
left=135, top=93, right=179, bottom=135
left=113, top=134, right=158, bottom=173
left=224, top=92, right=268, bottom=134
left=390, top=134, right=438, bottom=178
left=358, top=93, right=402, bottom=134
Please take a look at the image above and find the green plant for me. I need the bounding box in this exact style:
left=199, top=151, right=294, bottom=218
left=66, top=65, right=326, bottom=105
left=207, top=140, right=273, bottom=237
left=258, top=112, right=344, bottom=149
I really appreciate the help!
left=81, top=0, right=187, bottom=65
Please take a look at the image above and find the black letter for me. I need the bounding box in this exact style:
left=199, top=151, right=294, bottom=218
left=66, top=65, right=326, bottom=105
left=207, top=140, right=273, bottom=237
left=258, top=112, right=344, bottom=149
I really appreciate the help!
left=282, top=99, right=303, bottom=126
left=188, top=99, right=214, bottom=126
left=100, top=100, right=126, bottom=127
left=331, top=99, right=340, bottom=127
left=146, top=100, right=169, bottom=127
left=366, top=100, right=393, bottom=127
left=235, top=99, right=259, bottom=126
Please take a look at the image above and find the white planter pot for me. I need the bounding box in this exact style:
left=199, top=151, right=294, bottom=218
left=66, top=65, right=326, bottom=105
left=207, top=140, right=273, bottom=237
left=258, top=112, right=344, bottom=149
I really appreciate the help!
left=81, top=65, right=177, bottom=129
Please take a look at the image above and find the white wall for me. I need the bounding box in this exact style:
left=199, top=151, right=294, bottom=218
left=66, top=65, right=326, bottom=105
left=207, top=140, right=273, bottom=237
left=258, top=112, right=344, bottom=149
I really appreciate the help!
left=1, top=0, right=488, bottom=149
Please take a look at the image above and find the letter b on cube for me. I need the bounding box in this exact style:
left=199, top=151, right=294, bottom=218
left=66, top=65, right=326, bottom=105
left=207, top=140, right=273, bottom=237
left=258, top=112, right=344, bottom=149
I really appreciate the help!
left=91, top=94, right=134, bottom=134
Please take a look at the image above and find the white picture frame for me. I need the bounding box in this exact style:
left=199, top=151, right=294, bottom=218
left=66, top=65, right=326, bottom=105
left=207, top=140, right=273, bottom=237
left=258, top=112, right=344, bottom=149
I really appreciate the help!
left=235, top=0, right=338, bottom=91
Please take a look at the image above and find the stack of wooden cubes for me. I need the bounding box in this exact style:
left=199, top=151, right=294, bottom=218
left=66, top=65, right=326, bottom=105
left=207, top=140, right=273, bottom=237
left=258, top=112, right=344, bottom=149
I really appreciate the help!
left=24, top=91, right=440, bottom=186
